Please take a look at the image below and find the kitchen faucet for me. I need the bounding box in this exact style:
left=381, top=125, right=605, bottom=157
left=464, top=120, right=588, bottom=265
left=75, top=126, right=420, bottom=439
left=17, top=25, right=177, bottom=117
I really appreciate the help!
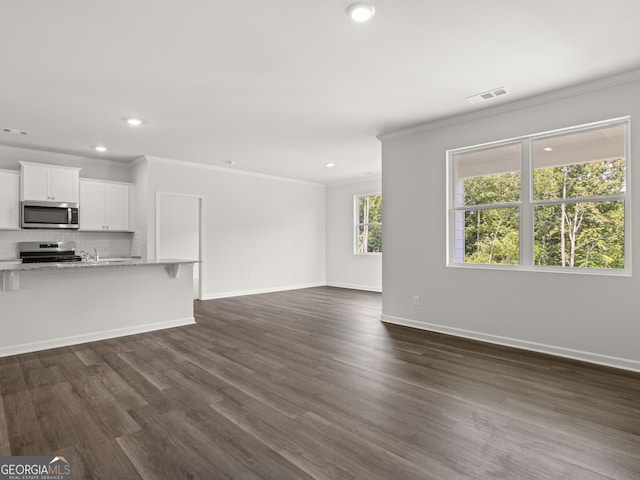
left=80, top=248, right=99, bottom=262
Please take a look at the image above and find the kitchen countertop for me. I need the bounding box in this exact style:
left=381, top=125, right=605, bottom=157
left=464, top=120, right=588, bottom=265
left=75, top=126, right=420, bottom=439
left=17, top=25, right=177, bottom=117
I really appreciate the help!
left=0, top=258, right=198, bottom=272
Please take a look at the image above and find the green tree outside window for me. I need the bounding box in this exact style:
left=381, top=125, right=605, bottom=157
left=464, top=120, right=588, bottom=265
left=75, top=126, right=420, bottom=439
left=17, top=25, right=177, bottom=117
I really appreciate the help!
left=356, top=194, right=382, bottom=253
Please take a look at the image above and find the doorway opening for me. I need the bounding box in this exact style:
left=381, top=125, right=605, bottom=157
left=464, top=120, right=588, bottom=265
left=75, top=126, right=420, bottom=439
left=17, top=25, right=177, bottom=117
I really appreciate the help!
left=156, top=192, right=204, bottom=300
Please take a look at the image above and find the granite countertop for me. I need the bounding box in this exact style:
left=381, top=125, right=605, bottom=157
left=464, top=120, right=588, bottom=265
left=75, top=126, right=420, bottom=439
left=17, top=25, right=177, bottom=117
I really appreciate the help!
left=0, top=258, right=198, bottom=272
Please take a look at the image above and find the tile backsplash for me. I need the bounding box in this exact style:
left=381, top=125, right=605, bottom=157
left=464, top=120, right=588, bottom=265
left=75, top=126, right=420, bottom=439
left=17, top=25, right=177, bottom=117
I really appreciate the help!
left=0, top=230, right=134, bottom=260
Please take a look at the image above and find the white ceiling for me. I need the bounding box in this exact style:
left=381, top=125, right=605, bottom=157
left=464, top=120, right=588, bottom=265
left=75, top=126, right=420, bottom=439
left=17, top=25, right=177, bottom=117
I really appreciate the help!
left=1, top=0, right=640, bottom=184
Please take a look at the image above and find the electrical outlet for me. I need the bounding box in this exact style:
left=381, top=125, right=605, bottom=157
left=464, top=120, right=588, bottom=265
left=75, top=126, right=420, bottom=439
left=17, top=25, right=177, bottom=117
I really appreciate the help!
left=413, top=296, right=420, bottom=306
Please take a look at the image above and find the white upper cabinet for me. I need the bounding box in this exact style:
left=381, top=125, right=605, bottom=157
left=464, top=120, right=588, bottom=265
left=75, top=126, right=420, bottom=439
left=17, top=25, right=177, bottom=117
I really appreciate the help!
left=50, top=168, right=79, bottom=203
left=0, top=170, right=20, bottom=230
left=20, top=162, right=80, bottom=203
left=105, top=183, right=131, bottom=231
left=80, top=179, right=135, bottom=231
left=79, top=181, right=105, bottom=230
left=21, top=163, right=49, bottom=201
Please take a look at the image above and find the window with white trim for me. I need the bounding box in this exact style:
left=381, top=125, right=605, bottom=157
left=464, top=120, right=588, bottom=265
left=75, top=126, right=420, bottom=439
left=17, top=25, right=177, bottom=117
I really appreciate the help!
left=355, top=193, right=382, bottom=254
left=448, top=118, right=629, bottom=273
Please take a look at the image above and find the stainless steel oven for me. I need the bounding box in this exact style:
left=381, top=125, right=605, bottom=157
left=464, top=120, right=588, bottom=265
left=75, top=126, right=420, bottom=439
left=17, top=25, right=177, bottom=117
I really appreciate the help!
left=19, top=241, right=83, bottom=263
left=21, top=201, right=79, bottom=229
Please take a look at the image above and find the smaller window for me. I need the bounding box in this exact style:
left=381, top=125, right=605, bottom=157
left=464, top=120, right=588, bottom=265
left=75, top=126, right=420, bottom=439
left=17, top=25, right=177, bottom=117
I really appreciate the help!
left=355, top=193, right=382, bottom=254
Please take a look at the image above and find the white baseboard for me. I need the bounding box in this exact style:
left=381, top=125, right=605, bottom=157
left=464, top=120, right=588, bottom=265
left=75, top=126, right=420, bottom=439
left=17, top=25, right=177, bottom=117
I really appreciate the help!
left=202, top=282, right=325, bottom=300
left=0, top=317, right=196, bottom=358
left=381, top=314, right=640, bottom=373
left=326, top=282, right=382, bottom=293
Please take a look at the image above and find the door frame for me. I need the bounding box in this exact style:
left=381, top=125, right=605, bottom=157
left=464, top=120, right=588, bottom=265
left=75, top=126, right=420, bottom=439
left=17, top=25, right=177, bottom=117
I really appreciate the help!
left=155, top=191, right=205, bottom=300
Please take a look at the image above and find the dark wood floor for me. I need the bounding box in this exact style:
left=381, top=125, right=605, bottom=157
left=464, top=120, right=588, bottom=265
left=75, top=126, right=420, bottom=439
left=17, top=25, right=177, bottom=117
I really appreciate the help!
left=1, top=287, right=639, bottom=479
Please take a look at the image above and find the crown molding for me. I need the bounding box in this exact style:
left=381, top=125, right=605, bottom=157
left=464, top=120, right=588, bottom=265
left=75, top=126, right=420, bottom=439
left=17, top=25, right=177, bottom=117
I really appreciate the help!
left=327, top=174, right=382, bottom=188
left=0, top=143, right=136, bottom=171
left=378, top=67, right=640, bottom=142
left=144, top=155, right=326, bottom=187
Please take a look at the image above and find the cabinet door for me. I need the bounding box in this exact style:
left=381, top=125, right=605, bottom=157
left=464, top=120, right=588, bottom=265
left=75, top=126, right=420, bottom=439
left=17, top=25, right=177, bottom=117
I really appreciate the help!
left=21, top=164, right=50, bottom=201
left=79, top=181, right=106, bottom=230
left=50, top=168, right=79, bottom=203
left=0, top=172, right=20, bottom=229
left=105, top=184, right=131, bottom=231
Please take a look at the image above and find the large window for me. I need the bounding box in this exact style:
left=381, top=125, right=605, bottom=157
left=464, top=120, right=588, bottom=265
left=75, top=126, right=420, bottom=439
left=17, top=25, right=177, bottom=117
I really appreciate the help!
left=355, top=193, right=382, bottom=254
left=448, top=118, right=629, bottom=273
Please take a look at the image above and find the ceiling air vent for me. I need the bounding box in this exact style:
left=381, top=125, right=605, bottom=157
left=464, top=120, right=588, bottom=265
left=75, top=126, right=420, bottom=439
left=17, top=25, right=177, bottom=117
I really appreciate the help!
left=1, top=127, right=29, bottom=135
left=466, top=87, right=509, bottom=104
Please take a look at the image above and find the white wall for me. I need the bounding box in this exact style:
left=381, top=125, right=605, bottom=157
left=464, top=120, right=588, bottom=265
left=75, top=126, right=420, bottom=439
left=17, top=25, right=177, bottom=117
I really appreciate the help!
left=157, top=192, right=201, bottom=298
left=157, top=193, right=200, bottom=262
left=380, top=72, right=640, bottom=372
left=144, top=156, right=326, bottom=298
left=131, top=159, right=149, bottom=258
left=326, top=177, right=382, bottom=291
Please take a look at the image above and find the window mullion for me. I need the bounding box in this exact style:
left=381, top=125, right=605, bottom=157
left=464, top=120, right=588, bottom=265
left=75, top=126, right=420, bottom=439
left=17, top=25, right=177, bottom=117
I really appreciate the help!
left=453, top=201, right=521, bottom=211
left=531, top=194, right=627, bottom=206
left=520, top=139, right=533, bottom=266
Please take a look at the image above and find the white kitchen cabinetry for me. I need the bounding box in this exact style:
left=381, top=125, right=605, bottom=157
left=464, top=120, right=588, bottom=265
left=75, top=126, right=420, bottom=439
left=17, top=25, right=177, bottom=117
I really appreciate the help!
left=0, top=170, right=20, bottom=229
left=80, top=179, right=135, bottom=231
left=20, top=161, right=80, bottom=203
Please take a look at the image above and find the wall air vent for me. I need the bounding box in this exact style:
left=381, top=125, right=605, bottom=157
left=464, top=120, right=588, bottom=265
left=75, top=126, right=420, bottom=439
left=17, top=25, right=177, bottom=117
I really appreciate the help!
left=1, top=127, right=29, bottom=135
left=466, top=87, right=509, bottom=104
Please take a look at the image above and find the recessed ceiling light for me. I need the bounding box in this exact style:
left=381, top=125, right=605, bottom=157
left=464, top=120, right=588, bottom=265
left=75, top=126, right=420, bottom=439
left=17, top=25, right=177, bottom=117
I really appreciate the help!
left=325, top=162, right=336, bottom=168
left=94, top=146, right=107, bottom=152
left=347, top=3, right=375, bottom=23
left=125, top=118, right=144, bottom=126
left=543, top=147, right=553, bottom=152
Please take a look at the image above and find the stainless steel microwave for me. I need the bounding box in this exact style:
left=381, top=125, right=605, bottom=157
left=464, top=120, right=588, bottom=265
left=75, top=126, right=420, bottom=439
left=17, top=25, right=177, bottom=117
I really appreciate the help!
left=21, top=201, right=79, bottom=229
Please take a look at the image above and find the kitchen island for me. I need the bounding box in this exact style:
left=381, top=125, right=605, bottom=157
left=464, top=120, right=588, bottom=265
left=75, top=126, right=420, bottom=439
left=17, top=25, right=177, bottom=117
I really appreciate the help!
left=0, top=258, right=197, bottom=357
